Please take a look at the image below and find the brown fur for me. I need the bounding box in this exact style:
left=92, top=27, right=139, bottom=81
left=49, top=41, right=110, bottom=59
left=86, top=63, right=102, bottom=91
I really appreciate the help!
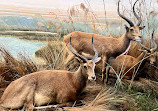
left=64, top=31, right=131, bottom=58
left=0, top=60, right=96, bottom=111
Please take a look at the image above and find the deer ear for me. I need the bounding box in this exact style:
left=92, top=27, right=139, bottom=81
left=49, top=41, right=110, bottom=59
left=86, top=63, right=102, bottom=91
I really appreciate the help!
left=94, top=57, right=101, bottom=63
left=139, top=26, right=145, bottom=30
left=124, top=24, right=129, bottom=30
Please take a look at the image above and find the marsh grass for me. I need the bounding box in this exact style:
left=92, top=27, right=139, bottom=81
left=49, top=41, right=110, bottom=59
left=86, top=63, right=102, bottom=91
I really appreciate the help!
left=35, top=40, right=66, bottom=70
left=64, top=85, right=138, bottom=111
left=0, top=47, right=38, bottom=87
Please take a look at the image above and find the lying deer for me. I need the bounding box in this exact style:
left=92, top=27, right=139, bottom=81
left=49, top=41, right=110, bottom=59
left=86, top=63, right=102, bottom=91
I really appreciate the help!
left=64, top=0, right=145, bottom=83
left=138, top=30, right=158, bottom=65
left=0, top=37, right=101, bottom=111
left=96, top=30, right=157, bottom=80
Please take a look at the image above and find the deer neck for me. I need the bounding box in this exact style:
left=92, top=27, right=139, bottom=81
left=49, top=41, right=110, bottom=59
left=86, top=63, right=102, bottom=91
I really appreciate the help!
left=74, top=66, right=88, bottom=94
left=117, top=33, right=131, bottom=57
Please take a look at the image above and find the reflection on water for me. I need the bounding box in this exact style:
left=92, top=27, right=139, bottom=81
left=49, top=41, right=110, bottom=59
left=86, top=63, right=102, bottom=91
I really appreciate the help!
left=0, top=36, right=46, bottom=58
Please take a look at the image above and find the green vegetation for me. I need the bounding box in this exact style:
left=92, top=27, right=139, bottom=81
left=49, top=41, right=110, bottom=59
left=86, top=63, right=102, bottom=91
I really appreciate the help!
left=125, top=85, right=158, bottom=111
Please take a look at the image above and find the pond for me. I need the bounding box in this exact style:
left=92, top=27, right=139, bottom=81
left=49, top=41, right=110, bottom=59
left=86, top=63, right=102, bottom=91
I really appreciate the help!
left=0, top=36, right=47, bottom=58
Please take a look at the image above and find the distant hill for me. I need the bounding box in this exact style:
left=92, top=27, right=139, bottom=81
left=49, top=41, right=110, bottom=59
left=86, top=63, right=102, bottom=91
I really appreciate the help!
left=0, top=15, right=121, bottom=36
left=0, top=16, right=43, bottom=31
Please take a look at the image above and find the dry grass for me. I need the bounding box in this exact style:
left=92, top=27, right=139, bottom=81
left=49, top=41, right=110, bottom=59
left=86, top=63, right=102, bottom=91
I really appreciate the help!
left=64, top=82, right=138, bottom=111
left=0, top=39, right=67, bottom=89
left=35, top=40, right=66, bottom=70
left=0, top=47, right=38, bottom=87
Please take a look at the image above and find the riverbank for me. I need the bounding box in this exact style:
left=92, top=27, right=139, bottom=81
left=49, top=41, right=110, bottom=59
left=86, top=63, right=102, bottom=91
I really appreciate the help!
left=0, top=30, right=60, bottom=41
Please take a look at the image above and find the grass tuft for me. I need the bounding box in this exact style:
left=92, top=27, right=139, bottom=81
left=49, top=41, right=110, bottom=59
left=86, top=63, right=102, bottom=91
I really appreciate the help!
left=0, top=47, right=38, bottom=87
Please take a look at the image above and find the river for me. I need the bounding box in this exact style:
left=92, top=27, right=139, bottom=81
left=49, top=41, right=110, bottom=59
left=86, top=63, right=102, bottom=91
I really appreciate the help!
left=0, top=36, right=46, bottom=58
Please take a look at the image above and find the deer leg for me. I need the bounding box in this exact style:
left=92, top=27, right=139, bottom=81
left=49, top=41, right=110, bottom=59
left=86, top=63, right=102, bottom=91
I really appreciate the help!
left=25, top=98, right=34, bottom=111
left=102, top=56, right=107, bottom=84
left=105, top=57, right=115, bottom=84
left=57, top=102, right=74, bottom=107
left=25, top=104, right=34, bottom=111
left=24, top=82, right=36, bottom=111
left=105, top=66, right=111, bottom=84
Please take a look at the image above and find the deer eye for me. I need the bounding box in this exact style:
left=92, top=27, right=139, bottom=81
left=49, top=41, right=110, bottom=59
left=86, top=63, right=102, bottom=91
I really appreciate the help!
left=130, top=29, right=134, bottom=32
left=83, top=65, right=88, bottom=69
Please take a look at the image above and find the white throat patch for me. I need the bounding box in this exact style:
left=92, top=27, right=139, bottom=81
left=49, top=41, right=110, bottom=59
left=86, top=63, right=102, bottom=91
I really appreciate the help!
left=116, top=40, right=132, bottom=59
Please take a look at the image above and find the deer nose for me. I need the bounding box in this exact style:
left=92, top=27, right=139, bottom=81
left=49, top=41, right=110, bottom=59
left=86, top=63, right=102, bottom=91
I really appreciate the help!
left=136, top=36, right=141, bottom=42
left=92, top=76, right=96, bottom=80
left=139, top=36, right=142, bottom=38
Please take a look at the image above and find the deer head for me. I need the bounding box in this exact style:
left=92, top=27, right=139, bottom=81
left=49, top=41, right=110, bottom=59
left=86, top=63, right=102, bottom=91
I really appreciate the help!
left=118, top=0, right=145, bottom=42
left=138, top=30, right=157, bottom=65
left=70, top=36, right=101, bottom=80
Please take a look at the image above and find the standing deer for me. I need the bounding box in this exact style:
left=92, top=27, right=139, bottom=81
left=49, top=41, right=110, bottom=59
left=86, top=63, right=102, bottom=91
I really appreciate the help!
left=0, top=37, right=101, bottom=111
left=96, top=30, right=157, bottom=80
left=64, top=0, right=145, bottom=84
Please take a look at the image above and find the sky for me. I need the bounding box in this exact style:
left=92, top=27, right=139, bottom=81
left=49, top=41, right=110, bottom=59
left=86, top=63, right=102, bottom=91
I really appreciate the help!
left=0, top=0, right=134, bottom=11
left=0, top=0, right=156, bottom=12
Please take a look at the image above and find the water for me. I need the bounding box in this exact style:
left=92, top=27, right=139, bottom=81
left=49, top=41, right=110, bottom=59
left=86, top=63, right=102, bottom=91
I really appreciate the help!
left=0, top=36, right=47, bottom=58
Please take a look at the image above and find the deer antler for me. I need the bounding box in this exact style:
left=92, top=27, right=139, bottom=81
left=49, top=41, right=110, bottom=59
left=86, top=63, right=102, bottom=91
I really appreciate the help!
left=118, top=0, right=134, bottom=27
left=133, top=0, right=142, bottom=26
